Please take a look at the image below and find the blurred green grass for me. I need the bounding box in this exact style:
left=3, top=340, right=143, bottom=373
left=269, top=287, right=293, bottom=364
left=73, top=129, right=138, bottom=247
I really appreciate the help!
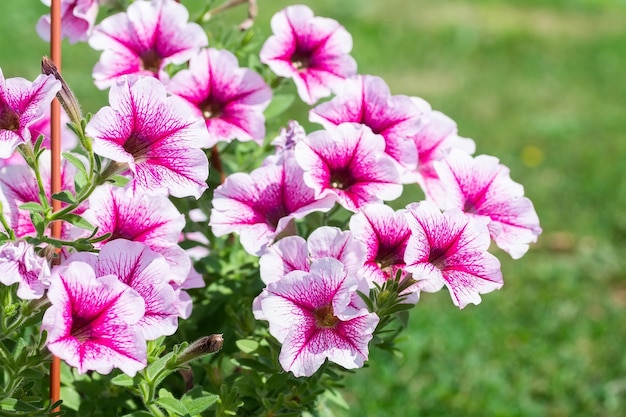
left=2, top=0, right=625, bottom=416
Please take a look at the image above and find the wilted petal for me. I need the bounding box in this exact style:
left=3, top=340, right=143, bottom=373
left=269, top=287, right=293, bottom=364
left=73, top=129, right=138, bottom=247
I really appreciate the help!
left=0, top=241, right=50, bottom=299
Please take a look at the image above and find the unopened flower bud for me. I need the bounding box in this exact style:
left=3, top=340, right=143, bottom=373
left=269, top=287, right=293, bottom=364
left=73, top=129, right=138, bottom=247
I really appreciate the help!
left=41, top=56, right=83, bottom=128
left=176, top=334, right=223, bottom=366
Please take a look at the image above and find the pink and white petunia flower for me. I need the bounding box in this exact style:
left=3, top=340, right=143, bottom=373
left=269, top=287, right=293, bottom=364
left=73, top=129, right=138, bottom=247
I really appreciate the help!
left=295, top=123, right=403, bottom=212
left=210, top=155, right=335, bottom=256
left=408, top=110, right=475, bottom=201
left=433, top=149, right=542, bottom=259
left=0, top=240, right=51, bottom=300
left=309, top=75, right=424, bottom=178
left=81, top=184, right=191, bottom=283
left=37, top=0, right=99, bottom=44
left=259, top=226, right=366, bottom=284
left=0, top=151, right=82, bottom=238
left=89, top=0, right=208, bottom=89
left=1, top=108, right=77, bottom=169
left=86, top=76, right=210, bottom=198
left=349, top=203, right=419, bottom=303
left=66, top=240, right=179, bottom=340
left=167, top=48, right=272, bottom=146
left=404, top=201, right=503, bottom=309
left=260, top=5, right=357, bottom=105
left=253, top=257, right=379, bottom=377
left=0, top=69, right=61, bottom=159
left=42, top=261, right=147, bottom=376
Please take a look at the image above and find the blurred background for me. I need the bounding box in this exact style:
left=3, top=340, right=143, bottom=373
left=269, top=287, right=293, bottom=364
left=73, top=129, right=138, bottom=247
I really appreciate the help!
left=1, top=0, right=625, bottom=415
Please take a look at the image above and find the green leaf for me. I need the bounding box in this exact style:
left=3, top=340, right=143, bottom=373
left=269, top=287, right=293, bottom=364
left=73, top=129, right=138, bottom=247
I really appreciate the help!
left=30, top=212, right=46, bottom=237
left=153, top=397, right=188, bottom=415
left=122, top=412, right=154, bottom=417
left=264, top=94, right=295, bottom=120
left=145, top=351, right=176, bottom=385
left=60, top=214, right=95, bottom=231
left=59, top=387, right=81, bottom=411
left=182, top=394, right=219, bottom=415
left=106, top=175, right=130, bottom=187
left=51, top=190, right=76, bottom=204
left=111, top=373, right=138, bottom=387
left=62, top=152, right=87, bottom=176
left=235, top=339, right=259, bottom=354
left=19, top=202, right=45, bottom=213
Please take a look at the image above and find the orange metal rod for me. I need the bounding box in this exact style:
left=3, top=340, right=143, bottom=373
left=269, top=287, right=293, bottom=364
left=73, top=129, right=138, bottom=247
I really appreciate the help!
left=49, top=0, right=62, bottom=411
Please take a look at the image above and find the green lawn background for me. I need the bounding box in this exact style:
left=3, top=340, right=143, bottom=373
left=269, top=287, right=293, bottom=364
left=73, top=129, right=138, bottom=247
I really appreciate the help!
left=1, top=1, right=625, bottom=416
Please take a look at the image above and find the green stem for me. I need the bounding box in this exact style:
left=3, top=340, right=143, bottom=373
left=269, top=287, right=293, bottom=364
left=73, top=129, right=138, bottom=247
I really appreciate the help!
left=0, top=203, right=15, bottom=240
left=17, top=145, right=50, bottom=213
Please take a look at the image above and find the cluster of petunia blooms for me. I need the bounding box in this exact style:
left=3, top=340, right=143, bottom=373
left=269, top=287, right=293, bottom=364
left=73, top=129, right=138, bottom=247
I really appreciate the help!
left=0, top=0, right=541, bottom=381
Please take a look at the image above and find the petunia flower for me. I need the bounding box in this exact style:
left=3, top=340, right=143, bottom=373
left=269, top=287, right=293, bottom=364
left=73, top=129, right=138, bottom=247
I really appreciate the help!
left=210, top=155, right=335, bottom=256
left=0, top=69, right=61, bottom=159
left=349, top=203, right=419, bottom=303
left=89, top=0, right=208, bottom=89
left=167, top=48, right=272, bottom=146
left=295, top=123, right=403, bottom=212
left=66, top=239, right=179, bottom=340
left=80, top=184, right=191, bottom=283
left=253, top=257, right=379, bottom=377
left=0, top=240, right=51, bottom=300
left=0, top=151, right=82, bottom=238
left=433, top=149, right=542, bottom=259
left=309, top=75, right=424, bottom=179
left=408, top=109, right=475, bottom=201
left=42, top=261, right=147, bottom=376
left=85, top=76, right=210, bottom=198
left=259, top=226, right=366, bottom=284
left=37, top=0, right=99, bottom=44
left=404, top=201, right=503, bottom=309
left=260, top=5, right=357, bottom=104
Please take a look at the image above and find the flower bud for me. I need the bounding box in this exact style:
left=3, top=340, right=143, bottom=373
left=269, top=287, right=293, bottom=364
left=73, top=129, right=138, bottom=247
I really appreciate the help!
left=41, top=56, right=83, bottom=128
left=175, top=334, right=223, bottom=366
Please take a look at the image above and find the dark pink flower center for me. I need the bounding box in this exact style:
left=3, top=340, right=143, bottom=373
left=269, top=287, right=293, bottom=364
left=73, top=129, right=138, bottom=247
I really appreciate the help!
left=199, top=97, right=224, bottom=120
left=329, top=168, right=355, bottom=191
left=428, top=247, right=448, bottom=269
left=375, top=239, right=408, bottom=273
left=0, top=100, right=20, bottom=132
left=123, top=133, right=151, bottom=162
left=263, top=206, right=287, bottom=230
left=314, top=304, right=339, bottom=329
left=71, top=316, right=93, bottom=342
left=140, top=49, right=163, bottom=75
left=291, top=49, right=312, bottom=71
